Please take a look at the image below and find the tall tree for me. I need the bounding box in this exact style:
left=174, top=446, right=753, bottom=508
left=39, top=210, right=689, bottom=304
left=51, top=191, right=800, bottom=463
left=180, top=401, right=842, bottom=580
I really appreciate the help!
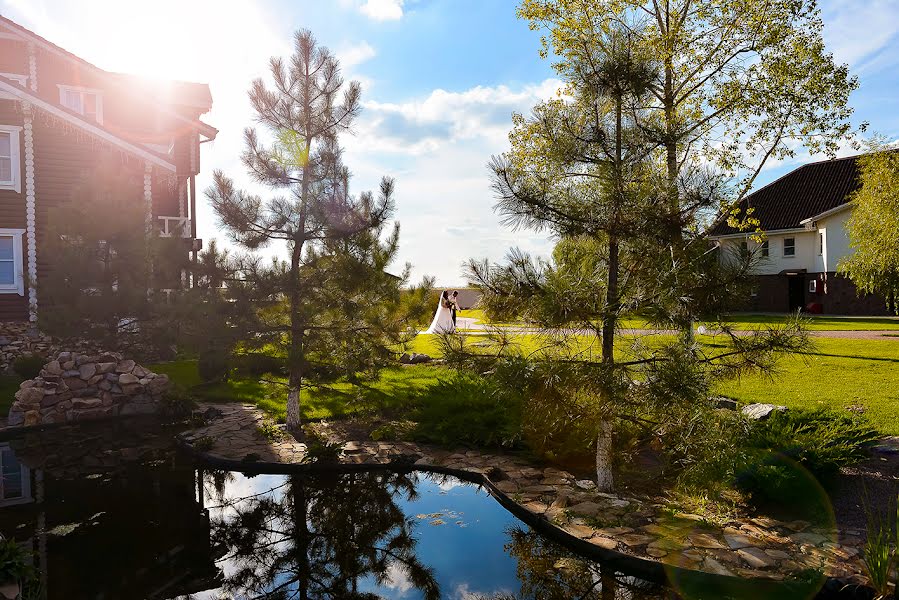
left=838, top=141, right=899, bottom=314
left=460, top=24, right=808, bottom=492
left=207, top=30, right=430, bottom=431
left=519, top=0, right=858, bottom=209
left=40, top=156, right=185, bottom=356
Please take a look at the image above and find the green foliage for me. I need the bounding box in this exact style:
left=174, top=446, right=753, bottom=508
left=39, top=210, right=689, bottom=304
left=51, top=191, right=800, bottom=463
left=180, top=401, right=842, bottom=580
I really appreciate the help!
left=193, top=436, right=215, bottom=451
left=39, top=155, right=186, bottom=352
left=11, top=354, right=44, bottom=380
left=303, top=435, right=343, bottom=464
left=232, top=353, right=284, bottom=377
left=256, top=420, right=284, bottom=441
left=734, top=409, right=878, bottom=514
left=408, top=372, right=524, bottom=448
left=197, top=348, right=229, bottom=383
left=0, top=538, right=36, bottom=584
left=205, top=29, right=433, bottom=429
left=861, top=494, right=898, bottom=599
left=158, top=386, right=197, bottom=421
left=839, top=140, right=899, bottom=313
left=747, top=409, right=878, bottom=478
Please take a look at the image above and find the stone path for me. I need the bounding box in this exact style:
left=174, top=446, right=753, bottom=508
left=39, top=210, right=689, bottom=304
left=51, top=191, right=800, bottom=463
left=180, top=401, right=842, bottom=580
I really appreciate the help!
left=179, top=403, right=870, bottom=587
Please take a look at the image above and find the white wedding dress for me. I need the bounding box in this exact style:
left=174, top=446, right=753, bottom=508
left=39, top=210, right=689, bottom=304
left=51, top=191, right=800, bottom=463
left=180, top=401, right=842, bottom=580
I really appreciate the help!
left=424, top=299, right=455, bottom=334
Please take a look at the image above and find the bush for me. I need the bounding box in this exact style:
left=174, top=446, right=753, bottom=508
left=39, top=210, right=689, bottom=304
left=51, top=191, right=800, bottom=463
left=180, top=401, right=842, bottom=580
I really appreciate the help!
left=198, top=348, right=229, bottom=383
left=232, top=353, right=284, bottom=377
left=0, top=537, right=36, bottom=584
left=734, top=409, right=879, bottom=515
left=12, top=354, right=45, bottom=380
left=158, top=386, right=197, bottom=421
left=410, top=372, right=523, bottom=448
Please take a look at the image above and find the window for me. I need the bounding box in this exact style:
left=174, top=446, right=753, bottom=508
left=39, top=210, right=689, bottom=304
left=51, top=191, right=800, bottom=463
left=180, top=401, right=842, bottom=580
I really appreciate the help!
left=761, top=240, right=769, bottom=257
left=739, top=240, right=748, bottom=255
left=783, top=237, right=796, bottom=257
left=0, top=229, right=24, bottom=295
left=0, top=444, right=31, bottom=507
left=818, top=232, right=824, bottom=256
left=58, top=85, right=103, bottom=124
left=0, top=125, right=21, bottom=193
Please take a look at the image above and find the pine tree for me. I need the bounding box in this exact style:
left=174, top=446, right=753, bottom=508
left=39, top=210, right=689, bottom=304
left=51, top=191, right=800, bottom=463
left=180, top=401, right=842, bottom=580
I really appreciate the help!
left=456, top=27, right=809, bottom=492
left=207, top=30, right=431, bottom=431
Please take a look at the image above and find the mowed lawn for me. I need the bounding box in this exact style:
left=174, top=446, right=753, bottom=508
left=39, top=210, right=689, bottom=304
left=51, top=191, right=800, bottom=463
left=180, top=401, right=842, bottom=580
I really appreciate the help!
left=410, top=331, right=899, bottom=435
left=715, top=337, right=899, bottom=434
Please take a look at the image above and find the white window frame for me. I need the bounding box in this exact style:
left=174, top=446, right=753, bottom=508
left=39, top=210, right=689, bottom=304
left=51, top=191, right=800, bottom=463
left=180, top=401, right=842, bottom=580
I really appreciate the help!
left=818, top=232, right=824, bottom=256
left=0, top=229, right=25, bottom=295
left=761, top=240, right=769, bottom=258
left=0, top=443, right=32, bottom=507
left=57, top=84, right=104, bottom=124
left=0, top=125, right=22, bottom=193
left=783, top=237, right=796, bottom=257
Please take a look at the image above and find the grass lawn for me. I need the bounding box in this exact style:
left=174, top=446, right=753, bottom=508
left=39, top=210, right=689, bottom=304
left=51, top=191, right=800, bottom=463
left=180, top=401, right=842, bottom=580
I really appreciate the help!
left=715, top=337, right=899, bottom=434
left=151, top=360, right=443, bottom=423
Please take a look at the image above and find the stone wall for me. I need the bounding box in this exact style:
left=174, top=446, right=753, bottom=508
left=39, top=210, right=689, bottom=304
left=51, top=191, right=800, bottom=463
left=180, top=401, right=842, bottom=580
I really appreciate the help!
left=7, top=352, right=170, bottom=428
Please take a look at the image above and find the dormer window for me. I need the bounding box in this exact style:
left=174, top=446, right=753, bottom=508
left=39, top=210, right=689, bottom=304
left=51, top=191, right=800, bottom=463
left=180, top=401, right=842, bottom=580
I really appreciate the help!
left=58, top=85, right=103, bottom=124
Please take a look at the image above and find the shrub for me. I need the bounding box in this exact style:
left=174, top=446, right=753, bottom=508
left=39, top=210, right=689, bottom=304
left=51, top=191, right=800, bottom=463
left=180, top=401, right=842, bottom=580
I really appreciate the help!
left=410, top=372, right=523, bottom=448
left=734, top=409, right=879, bottom=515
left=232, top=353, right=284, bottom=377
left=746, top=408, right=878, bottom=479
left=257, top=420, right=284, bottom=441
left=12, top=354, right=44, bottom=380
left=0, top=537, right=36, bottom=585
left=197, top=348, right=229, bottom=383
left=158, top=386, right=197, bottom=421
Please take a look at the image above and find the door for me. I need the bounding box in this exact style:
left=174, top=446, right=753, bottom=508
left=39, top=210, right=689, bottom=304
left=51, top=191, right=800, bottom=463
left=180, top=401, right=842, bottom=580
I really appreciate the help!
left=787, top=276, right=805, bottom=312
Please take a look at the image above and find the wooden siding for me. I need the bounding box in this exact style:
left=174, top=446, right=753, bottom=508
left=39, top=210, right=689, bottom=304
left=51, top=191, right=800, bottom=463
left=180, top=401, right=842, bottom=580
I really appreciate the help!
left=0, top=99, right=27, bottom=321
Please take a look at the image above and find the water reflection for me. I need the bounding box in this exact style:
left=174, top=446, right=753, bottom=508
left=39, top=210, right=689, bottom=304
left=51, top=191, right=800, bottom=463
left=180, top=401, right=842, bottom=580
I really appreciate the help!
left=0, top=427, right=665, bottom=600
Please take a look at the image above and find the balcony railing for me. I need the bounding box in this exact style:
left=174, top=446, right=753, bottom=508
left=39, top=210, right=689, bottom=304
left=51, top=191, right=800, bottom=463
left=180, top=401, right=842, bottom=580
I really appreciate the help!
left=158, top=216, right=191, bottom=238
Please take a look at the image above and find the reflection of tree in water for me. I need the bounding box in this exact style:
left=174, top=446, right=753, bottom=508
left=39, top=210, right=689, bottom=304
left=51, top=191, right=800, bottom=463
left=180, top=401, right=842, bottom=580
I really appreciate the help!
left=207, top=470, right=440, bottom=599
left=478, top=528, right=663, bottom=600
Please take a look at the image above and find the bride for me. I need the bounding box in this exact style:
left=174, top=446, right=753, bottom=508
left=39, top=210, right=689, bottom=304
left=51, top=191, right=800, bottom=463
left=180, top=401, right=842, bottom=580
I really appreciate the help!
left=424, top=290, right=455, bottom=333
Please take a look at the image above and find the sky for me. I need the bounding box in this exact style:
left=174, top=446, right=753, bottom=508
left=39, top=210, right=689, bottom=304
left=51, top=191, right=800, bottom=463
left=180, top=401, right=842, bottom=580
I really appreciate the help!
left=3, top=0, right=899, bottom=285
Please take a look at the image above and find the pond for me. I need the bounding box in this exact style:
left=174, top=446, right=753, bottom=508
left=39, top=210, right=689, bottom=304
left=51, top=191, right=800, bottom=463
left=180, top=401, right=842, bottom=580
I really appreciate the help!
left=0, top=422, right=852, bottom=599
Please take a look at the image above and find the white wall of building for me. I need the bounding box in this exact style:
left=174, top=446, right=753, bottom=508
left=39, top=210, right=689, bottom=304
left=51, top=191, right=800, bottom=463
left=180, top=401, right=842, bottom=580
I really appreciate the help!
left=821, top=209, right=852, bottom=272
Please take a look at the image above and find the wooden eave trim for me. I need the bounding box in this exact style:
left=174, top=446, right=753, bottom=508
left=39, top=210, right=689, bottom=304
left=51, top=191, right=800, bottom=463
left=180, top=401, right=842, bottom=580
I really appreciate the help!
left=0, top=78, right=177, bottom=172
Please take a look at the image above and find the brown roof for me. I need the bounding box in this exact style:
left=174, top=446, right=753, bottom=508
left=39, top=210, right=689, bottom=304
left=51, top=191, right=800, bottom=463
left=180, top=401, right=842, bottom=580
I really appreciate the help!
left=708, top=154, right=861, bottom=236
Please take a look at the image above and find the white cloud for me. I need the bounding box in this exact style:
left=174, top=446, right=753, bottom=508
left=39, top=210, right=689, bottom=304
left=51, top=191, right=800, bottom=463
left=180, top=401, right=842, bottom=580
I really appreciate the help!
left=822, top=0, right=899, bottom=72
left=359, top=0, right=404, bottom=21
left=337, top=40, right=377, bottom=68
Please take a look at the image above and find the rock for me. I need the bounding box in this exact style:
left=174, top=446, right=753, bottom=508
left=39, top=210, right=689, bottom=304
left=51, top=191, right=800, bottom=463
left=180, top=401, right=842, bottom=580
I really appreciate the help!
left=870, top=436, right=899, bottom=455
left=741, top=403, right=787, bottom=420
left=14, top=386, right=44, bottom=406
left=44, top=360, right=63, bottom=375
left=575, top=479, right=596, bottom=490
left=133, top=365, right=150, bottom=378
left=0, top=336, right=10, bottom=347
left=116, top=359, right=136, bottom=374
left=568, top=502, right=603, bottom=517
left=737, top=547, right=777, bottom=569
left=72, top=397, right=103, bottom=410
left=724, top=532, right=754, bottom=550
left=589, top=536, right=618, bottom=550
left=24, top=410, right=40, bottom=426
left=494, top=480, right=518, bottom=494
left=702, top=558, right=735, bottom=576
left=690, top=533, right=727, bottom=549
left=399, top=353, right=411, bottom=364
left=619, top=533, right=654, bottom=547
left=715, top=396, right=739, bottom=410
left=788, top=532, right=827, bottom=546
left=96, top=362, right=116, bottom=374
left=118, top=373, right=139, bottom=385
left=79, top=363, right=97, bottom=380
left=409, top=353, right=432, bottom=364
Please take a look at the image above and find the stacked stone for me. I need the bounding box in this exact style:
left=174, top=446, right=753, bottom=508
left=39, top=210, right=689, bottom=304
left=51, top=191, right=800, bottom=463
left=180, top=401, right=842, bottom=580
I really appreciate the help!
left=0, top=322, right=55, bottom=373
left=7, top=352, right=170, bottom=427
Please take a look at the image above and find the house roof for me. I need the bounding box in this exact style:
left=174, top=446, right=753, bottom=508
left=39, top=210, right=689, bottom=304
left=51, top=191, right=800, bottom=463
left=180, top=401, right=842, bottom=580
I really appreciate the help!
left=0, top=76, right=178, bottom=172
left=708, top=154, right=861, bottom=237
left=0, top=14, right=217, bottom=138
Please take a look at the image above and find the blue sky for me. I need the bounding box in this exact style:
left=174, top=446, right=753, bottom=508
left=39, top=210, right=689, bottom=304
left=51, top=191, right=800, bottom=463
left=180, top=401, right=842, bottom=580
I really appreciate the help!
left=3, top=0, right=899, bottom=285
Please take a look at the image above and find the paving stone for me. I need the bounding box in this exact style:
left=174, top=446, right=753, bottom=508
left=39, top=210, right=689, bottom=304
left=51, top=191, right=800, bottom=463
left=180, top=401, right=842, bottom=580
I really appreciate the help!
left=618, top=534, right=654, bottom=547
left=788, top=532, right=828, bottom=546
left=702, top=557, right=735, bottom=576
left=564, top=524, right=596, bottom=539
left=689, top=533, right=727, bottom=549
left=593, top=526, right=634, bottom=537
left=568, top=501, right=603, bottom=517
left=723, top=532, right=755, bottom=550
left=589, top=536, right=618, bottom=550
left=765, top=549, right=791, bottom=559
left=737, top=547, right=777, bottom=569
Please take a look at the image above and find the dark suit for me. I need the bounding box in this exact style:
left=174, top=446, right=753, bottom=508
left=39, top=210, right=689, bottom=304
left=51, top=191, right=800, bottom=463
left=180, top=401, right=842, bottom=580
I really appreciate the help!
left=451, top=298, right=458, bottom=326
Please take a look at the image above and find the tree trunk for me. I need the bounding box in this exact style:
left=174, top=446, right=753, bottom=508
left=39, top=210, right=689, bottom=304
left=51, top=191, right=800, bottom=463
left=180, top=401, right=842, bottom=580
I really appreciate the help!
left=595, top=419, right=614, bottom=492
left=286, top=238, right=304, bottom=431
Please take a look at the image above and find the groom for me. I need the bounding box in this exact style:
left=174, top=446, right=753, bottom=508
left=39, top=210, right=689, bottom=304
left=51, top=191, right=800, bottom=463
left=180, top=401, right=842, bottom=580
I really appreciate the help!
left=451, top=290, right=459, bottom=328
